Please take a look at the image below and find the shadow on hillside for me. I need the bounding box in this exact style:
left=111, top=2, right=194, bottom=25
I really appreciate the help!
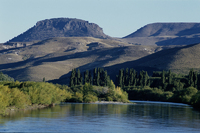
left=176, top=26, right=200, bottom=36
left=49, top=43, right=200, bottom=85
left=0, top=47, right=22, bottom=54
left=156, top=36, right=200, bottom=46
left=30, top=46, right=127, bottom=66
left=1, top=46, right=128, bottom=82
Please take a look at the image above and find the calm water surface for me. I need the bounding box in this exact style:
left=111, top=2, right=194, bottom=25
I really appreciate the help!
left=0, top=101, right=200, bottom=132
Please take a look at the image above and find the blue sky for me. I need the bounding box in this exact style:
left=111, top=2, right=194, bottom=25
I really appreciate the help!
left=1, top=0, right=200, bottom=43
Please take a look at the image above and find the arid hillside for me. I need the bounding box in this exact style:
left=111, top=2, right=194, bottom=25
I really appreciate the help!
left=122, top=23, right=200, bottom=46
left=1, top=37, right=161, bottom=83
left=106, top=43, right=200, bottom=75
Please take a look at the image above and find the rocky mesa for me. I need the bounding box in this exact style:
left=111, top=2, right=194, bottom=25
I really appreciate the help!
left=9, top=18, right=110, bottom=42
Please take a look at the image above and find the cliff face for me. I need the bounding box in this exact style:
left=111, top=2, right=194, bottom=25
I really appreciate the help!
left=9, top=18, right=109, bottom=42
left=124, top=23, right=200, bottom=38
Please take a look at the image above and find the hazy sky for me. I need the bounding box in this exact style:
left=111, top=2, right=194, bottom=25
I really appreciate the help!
left=1, top=0, right=200, bottom=43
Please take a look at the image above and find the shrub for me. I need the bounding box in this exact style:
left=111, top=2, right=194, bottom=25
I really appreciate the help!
left=10, top=88, right=30, bottom=108
left=70, top=92, right=83, bottom=102
left=84, top=94, right=98, bottom=103
left=20, top=82, right=72, bottom=105
left=106, top=96, right=113, bottom=101
left=171, top=86, right=198, bottom=104
left=190, top=91, right=200, bottom=108
left=0, top=85, right=12, bottom=114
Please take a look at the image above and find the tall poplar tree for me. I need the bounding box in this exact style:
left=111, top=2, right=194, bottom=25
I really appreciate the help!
left=168, top=70, right=172, bottom=84
left=70, top=68, right=76, bottom=87
left=116, top=68, right=124, bottom=88
left=89, top=71, right=93, bottom=85
left=97, top=68, right=100, bottom=86
left=84, top=70, right=89, bottom=84
left=139, top=71, right=144, bottom=86
left=125, top=68, right=129, bottom=86
left=144, top=71, right=149, bottom=86
left=93, top=68, right=97, bottom=85
left=162, top=70, right=165, bottom=84
left=129, top=68, right=134, bottom=86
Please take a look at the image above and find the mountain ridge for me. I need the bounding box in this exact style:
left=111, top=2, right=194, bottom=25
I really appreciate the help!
left=124, top=22, right=200, bottom=38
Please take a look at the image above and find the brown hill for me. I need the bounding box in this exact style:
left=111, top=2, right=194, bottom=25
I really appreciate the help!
left=1, top=38, right=200, bottom=84
left=1, top=37, right=159, bottom=83
left=9, top=18, right=109, bottom=42
left=106, top=43, right=200, bottom=75
left=122, top=23, right=200, bottom=46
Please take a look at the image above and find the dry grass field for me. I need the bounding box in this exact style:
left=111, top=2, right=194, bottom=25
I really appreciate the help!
left=1, top=38, right=200, bottom=84
left=0, top=37, right=161, bottom=83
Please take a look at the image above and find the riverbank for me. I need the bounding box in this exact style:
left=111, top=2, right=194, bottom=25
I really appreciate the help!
left=4, top=104, right=53, bottom=116
left=94, top=101, right=135, bottom=104
left=2, top=101, right=133, bottom=116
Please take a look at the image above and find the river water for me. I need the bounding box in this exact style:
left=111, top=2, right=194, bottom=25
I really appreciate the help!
left=0, top=101, right=200, bottom=132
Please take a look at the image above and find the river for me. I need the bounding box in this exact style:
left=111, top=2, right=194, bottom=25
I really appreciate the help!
left=0, top=101, right=200, bottom=132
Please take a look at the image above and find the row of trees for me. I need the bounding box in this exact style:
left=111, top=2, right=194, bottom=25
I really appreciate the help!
left=70, top=68, right=110, bottom=87
left=115, top=68, right=149, bottom=87
left=115, top=68, right=200, bottom=91
left=69, top=68, right=200, bottom=109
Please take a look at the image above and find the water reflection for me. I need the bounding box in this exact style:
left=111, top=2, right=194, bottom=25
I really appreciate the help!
left=0, top=102, right=200, bottom=132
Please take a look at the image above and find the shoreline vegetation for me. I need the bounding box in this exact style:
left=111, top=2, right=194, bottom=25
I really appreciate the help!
left=5, top=101, right=133, bottom=116
left=1, top=67, right=200, bottom=115
left=0, top=78, right=129, bottom=116
left=69, top=68, right=200, bottom=110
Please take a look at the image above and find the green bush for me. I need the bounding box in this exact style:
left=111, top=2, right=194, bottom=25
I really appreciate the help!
left=106, top=96, right=113, bottom=101
left=10, top=88, right=30, bottom=108
left=190, top=91, right=200, bottom=108
left=127, top=86, right=174, bottom=102
left=84, top=94, right=98, bottom=103
left=70, top=92, right=83, bottom=102
left=171, top=86, right=198, bottom=104
left=21, top=82, right=71, bottom=105
left=0, top=85, right=12, bottom=114
left=67, top=81, right=130, bottom=103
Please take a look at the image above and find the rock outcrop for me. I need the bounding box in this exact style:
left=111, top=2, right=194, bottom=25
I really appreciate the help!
left=9, top=18, right=109, bottom=42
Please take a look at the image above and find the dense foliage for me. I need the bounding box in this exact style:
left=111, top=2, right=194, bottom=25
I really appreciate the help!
left=70, top=68, right=110, bottom=87
left=115, top=68, right=200, bottom=109
left=0, top=81, right=71, bottom=115
left=0, top=72, right=14, bottom=81
left=0, top=69, right=130, bottom=115
left=2, top=67, right=200, bottom=115
left=68, top=68, right=129, bottom=103
left=68, top=81, right=129, bottom=103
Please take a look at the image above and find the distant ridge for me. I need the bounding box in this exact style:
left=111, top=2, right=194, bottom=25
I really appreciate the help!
left=122, top=23, right=200, bottom=46
left=124, top=23, right=200, bottom=38
left=9, top=18, right=109, bottom=42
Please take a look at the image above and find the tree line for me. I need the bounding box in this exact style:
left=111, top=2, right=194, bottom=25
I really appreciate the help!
left=69, top=68, right=200, bottom=109
left=70, top=68, right=110, bottom=87
left=115, top=68, right=200, bottom=91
